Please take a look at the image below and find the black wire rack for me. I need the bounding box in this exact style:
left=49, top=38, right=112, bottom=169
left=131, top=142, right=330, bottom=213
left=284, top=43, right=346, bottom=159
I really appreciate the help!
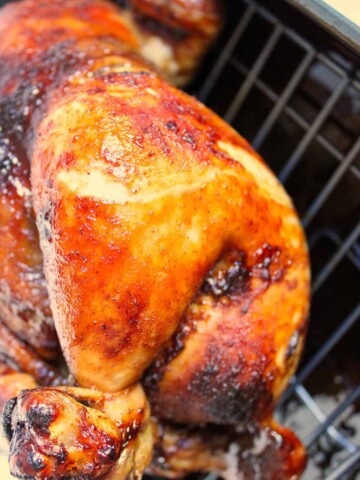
left=191, top=0, right=360, bottom=478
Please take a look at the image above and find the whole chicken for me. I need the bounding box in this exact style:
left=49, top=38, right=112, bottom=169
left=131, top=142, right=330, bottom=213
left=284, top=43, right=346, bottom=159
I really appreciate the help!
left=0, top=0, right=310, bottom=479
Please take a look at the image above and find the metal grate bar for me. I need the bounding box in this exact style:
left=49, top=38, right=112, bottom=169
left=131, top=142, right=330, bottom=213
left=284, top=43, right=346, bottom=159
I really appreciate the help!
left=279, top=107, right=360, bottom=181
left=294, top=384, right=357, bottom=452
left=280, top=303, right=360, bottom=404
left=312, top=222, right=360, bottom=293
left=224, top=24, right=283, bottom=123
left=302, top=137, right=360, bottom=228
left=309, top=228, right=360, bottom=271
left=246, top=0, right=360, bottom=85
left=229, top=57, right=352, bottom=168
left=323, top=448, right=360, bottom=480
left=304, top=385, right=360, bottom=448
left=317, top=52, right=360, bottom=81
left=243, top=0, right=360, bottom=88
left=252, top=50, right=315, bottom=149
left=243, top=0, right=316, bottom=54
left=279, top=76, right=350, bottom=183
left=197, top=3, right=256, bottom=103
left=203, top=474, right=218, bottom=480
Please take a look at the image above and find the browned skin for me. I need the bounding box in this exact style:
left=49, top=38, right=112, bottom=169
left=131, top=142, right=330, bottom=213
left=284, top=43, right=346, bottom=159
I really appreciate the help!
left=8, top=389, right=122, bottom=479
left=149, top=419, right=306, bottom=480
left=31, top=67, right=309, bottom=409
left=0, top=361, right=38, bottom=472
left=0, top=0, right=218, bottom=359
left=0, top=362, right=37, bottom=419
left=144, top=245, right=307, bottom=425
left=127, top=0, right=221, bottom=84
left=0, top=358, right=152, bottom=480
left=0, top=321, right=63, bottom=387
left=0, top=122, right=58, bottom=360
left=0, top=0, right=309, bottom=478
left=5, top=385, right=152, bottom=480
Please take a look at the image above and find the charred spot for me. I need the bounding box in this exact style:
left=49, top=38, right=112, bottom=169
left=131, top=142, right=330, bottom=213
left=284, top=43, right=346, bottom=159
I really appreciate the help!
left=187, top=345, right=274, bottom=424
left=102, top=70, right=150, bottom=86
left=86, top=87, right=105, bottom=95
left=201, top=249, right=250, bottom=298
left=0, top=131, right=31, bottom=192
left=98, top=442, right=118, bottom=463
left=140, top=122, right=171, bottom=155
left=76, top=407, right=121, bottom=471
left=143, top=309, right=199, bottom=395
left=0, top=95, right=30, bottom=139
left=28, top=451, right=46, bottom=472
left=165, top=120, right=178, bottom=132
left=252, top=243, right=286, bottom=284
left=2, top=397, right=18, bottom=441
left=115, top=0, right=129, bottom=8
left=143, top=358, right=165, bottom=395
left=182, top=132, right=197, bottom=149
left=25, top=402, right=57, bottom=434
left=122, top=290, right=146, bottom=327
left=40, top=202, right=55, bottom=243
left=134, top=12, right=188, bottom=44
left=54, top=446, right=67, bottom=465
left=144, top=250, right=251, bottom=392
left=0, top=38, right=98, bottom=147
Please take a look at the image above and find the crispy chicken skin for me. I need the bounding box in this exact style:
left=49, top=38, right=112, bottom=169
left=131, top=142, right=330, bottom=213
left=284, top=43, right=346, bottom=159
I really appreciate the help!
left=126, top=0, right=221, bottom=85
left=0, top=321, right=63, bottom=387
left=0, top=361, right=38, bottom=478
left=5, top=385, right=152, bottom=480
left=0, top=128, right=58, bottom=360
left=0, top=0, right=218, bottom=360
left=0, top=0, right=309, bottom=478
left=32, top=68, right=309, bottom=402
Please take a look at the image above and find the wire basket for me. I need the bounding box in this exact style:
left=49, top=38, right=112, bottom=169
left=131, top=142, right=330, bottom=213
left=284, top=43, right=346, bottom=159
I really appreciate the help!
left=188, top=0, right=360, bottom=478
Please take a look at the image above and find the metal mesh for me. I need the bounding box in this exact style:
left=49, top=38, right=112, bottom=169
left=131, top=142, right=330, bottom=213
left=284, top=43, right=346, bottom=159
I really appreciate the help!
left=191, top=0, right=360, bottom=478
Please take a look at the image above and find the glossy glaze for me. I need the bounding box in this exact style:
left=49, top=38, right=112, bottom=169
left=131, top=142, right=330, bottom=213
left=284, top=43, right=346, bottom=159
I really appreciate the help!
left=32, top=68, right=309, bottom=402
left=0, top=0, right=309, bottom=478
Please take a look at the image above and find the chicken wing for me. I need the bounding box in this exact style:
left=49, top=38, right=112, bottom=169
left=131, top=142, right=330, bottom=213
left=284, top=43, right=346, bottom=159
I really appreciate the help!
left=5, top=385, right=152, bottom=480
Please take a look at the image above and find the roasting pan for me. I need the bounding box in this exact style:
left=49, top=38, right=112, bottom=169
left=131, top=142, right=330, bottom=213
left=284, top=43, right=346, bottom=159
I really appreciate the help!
left=0, top=0, right=359, bottom=478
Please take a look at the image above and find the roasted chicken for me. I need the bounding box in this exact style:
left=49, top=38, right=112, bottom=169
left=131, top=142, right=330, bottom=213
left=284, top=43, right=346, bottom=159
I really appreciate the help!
left=0, top=0, right=310, bottom=479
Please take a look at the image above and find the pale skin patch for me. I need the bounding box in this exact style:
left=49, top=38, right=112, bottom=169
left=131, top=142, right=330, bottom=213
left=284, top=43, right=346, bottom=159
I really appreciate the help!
left=141, top=36, right=179, bottom=76
left=101, top=133, right=127, bottom=164
left=56, top=168, right=221, bottom=205
left=217, top=141, right=292, bottom=208
left=145, top=87, right=159, bottom=97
